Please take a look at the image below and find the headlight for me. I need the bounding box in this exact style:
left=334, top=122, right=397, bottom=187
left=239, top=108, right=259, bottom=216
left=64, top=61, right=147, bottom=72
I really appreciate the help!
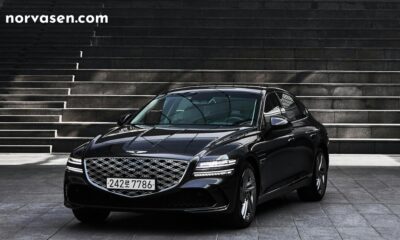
left=195, top=159, right=236, bottom=170
left=67, top=157, right=82, bottom=165
left=66, top=157, right=83, bottom=173
left=193, top=156, right=236, bottom=177
left=193, top=169, right=234, bottom=177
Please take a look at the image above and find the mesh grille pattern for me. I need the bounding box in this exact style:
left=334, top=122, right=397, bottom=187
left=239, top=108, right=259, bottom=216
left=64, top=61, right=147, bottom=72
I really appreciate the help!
left=85, top=157, right=189, bottom=197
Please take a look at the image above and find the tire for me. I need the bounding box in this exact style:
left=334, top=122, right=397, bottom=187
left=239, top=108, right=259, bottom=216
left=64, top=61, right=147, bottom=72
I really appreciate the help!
left=72, top=208, right=110, bottom=224
left=297, top=150, right=328, bottom=201
left=226, top=161, right=258, bottom=228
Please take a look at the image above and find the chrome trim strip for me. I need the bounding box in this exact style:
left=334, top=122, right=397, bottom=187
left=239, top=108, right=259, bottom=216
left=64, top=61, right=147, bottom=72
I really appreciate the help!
left=193, top=169, right=234, bottom=177
left=66, top=166, right=83, bottom=173
left=67, top=157, right=82, bottom=165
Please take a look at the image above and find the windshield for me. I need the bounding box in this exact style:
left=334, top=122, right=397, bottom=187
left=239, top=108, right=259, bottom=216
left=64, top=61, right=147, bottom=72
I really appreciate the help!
left=131, top=90, right=261, bottom=127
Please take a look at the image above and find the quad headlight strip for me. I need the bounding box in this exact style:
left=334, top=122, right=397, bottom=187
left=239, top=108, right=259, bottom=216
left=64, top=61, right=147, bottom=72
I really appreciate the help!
left=194, top=159, right=236, bottom=177
left=66, top=157, right=83, bottom=173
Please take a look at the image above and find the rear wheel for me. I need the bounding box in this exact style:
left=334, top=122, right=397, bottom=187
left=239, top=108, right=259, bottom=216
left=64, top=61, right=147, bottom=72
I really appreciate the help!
left=72, top=208, right=110, bottom=224
left=226, top=162, right=257, bottom=228
left=297, top=150, right=328, bottom=201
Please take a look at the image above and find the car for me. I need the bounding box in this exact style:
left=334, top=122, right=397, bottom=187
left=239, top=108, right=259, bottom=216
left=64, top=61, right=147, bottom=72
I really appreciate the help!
left=64, top=86, right=329, bottom=228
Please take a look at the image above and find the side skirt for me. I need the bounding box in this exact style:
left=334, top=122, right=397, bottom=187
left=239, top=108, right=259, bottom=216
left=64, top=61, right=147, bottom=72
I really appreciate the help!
left=257, top=175, right=312, bottom=205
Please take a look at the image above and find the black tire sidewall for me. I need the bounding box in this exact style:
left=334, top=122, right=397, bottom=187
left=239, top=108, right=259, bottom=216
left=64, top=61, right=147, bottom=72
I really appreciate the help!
left=313, top=150, right=327, bottom=197
left=229, top=161, right=257, bottom=228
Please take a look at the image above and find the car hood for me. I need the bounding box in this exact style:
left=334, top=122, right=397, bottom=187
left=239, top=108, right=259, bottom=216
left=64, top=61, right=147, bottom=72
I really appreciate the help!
left=84, top=125, right=251, bottom=160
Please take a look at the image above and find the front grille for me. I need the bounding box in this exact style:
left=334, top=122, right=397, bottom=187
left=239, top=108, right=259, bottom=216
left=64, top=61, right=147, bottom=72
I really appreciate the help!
left=84, top=157, right=189, bottom=197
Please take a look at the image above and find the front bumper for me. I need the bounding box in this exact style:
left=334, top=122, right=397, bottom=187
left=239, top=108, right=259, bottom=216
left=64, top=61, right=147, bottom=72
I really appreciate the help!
left=64, top=167, right=239, bottom=214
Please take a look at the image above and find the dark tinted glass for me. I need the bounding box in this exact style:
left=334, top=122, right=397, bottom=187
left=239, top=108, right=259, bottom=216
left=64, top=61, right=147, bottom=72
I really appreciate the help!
left=275, top=92, right=304, bottom=121
left=131, top=90, right=261, bottom=126
left=264, top=93, right=281, bottom=115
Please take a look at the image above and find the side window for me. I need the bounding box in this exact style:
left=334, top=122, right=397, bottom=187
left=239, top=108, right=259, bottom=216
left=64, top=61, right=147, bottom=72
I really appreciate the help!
left=264, top=93, right=281, bottom=115
left=275, top=92, right=304, bottom=121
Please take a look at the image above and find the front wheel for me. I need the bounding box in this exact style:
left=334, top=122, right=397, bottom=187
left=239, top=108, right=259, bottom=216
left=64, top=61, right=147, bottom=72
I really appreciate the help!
left=72, top=208, right=110, bottom=224
left=297, top=150, right=328, bottom=201
left=226, top=162, right=257, bottom=228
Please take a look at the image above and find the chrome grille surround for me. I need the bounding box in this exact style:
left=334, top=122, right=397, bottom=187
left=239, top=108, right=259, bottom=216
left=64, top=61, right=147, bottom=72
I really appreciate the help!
left=84, top=157, right=189, bottom=198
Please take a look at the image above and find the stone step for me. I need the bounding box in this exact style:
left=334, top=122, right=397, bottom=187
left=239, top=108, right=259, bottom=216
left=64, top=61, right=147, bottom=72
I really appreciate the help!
left=0, top=37, right=90, bottom=44
left=91, top=8, right=400, bottom=18
left=0, top=25, right=95, bottom=31
left=0, top=75, right=74, bottom=82
left=0, top=63, right=77, bottom=69
left=0, top=130, right=56, bottom=137
left=71, top=82, right=400, bottom=96
left=0, top=145, right=52, bottom=153
left=95, top=27, right=400, bottom=38
left=2, top=2, right=102, bottom=8
left=70, top=69, right=400, bottom=83
left=0, top=122, right=113, bottom=137
left=4, top=7, right=400, bottom=18
left=0, top=137, right=89, bottom=152
left=0, top=53, right=78, bottom=58
left=0, top=88, right=70, bottom=94
left=99, top=17, right=400, bottom=28
left=81, top=46, right=400, bottom=59
left=4, top=1, right=400, bottom=10
left=6, top=46, right=400, bottom=58
left=0, top=115, right=61, bottom=122
left=312, top=110, right=400, bottom=123
left=0, top=95, right=150, bottom=108
left=0, top=81, right=72, bottom=88
left=0, top=108, right=63, bottom=115
left=7, top=47, right=400, bottom=59
left=0, top=108, right=132, bottom=122
left=326, top=124, right=400, bottom=138
left=5, top=69, right=400, bottom=84
left=0, top=32, right=92, bottom=39
left=91, top=36, right=400, bottom=48
left=0, top=101, right=66, bottom=108
left=330, top=138, right=400, bottom=154
left=0, top=46, right=87, bottom=53
left=78, top=57, right=400, bottom=70
left=0, top=58, right=79, bottom=63
left=300, top=96, right=400, bottom=110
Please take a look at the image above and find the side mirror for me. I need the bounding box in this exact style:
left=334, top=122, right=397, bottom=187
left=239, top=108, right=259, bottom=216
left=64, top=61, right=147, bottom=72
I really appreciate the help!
left=270, top=116, right=290, bottom=129
left=117, top=113, right=133, bottom=126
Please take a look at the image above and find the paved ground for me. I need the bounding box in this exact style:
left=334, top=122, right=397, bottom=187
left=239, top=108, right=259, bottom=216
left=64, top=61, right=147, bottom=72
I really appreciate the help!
left=1, top=154, right=400, bottom=240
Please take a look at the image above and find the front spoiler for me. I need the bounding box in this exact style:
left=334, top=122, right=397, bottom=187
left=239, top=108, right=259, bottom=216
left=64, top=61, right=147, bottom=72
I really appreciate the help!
left=64, top=169, right=239, bottom=214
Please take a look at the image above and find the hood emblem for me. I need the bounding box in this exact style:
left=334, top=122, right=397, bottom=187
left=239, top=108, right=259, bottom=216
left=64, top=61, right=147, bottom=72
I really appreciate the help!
left=126, top=150, right=148, bottom=154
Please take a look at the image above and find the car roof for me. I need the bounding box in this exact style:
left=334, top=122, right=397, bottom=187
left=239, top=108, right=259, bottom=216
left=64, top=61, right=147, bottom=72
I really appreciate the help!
left=166, top=85, right=288, bottom=95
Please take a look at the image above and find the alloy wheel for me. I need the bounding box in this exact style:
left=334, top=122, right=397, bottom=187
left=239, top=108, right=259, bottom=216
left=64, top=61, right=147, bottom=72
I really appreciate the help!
left=315, top=153, right=327, bottom=194
left=239, top=168, right=257, bottom=221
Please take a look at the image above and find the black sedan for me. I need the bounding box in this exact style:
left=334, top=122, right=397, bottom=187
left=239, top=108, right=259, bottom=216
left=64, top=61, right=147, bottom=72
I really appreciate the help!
left=64, top=86, right=329, bottom=228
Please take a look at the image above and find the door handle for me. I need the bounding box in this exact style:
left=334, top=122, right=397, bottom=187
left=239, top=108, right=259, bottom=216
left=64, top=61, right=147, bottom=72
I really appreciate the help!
left=288, top=136, right=295, bottom=142
left=305, top=130, right=319, bottom=138
left=309, top=133, right=317, bottom=138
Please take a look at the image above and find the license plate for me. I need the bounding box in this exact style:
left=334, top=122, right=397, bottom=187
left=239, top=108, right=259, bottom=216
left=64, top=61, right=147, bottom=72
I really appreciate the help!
left=106, top=178, right=156, bottom=191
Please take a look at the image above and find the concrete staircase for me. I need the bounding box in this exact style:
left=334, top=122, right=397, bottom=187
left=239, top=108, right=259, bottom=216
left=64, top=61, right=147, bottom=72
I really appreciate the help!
left=0, top=0, right=399, bottom=153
